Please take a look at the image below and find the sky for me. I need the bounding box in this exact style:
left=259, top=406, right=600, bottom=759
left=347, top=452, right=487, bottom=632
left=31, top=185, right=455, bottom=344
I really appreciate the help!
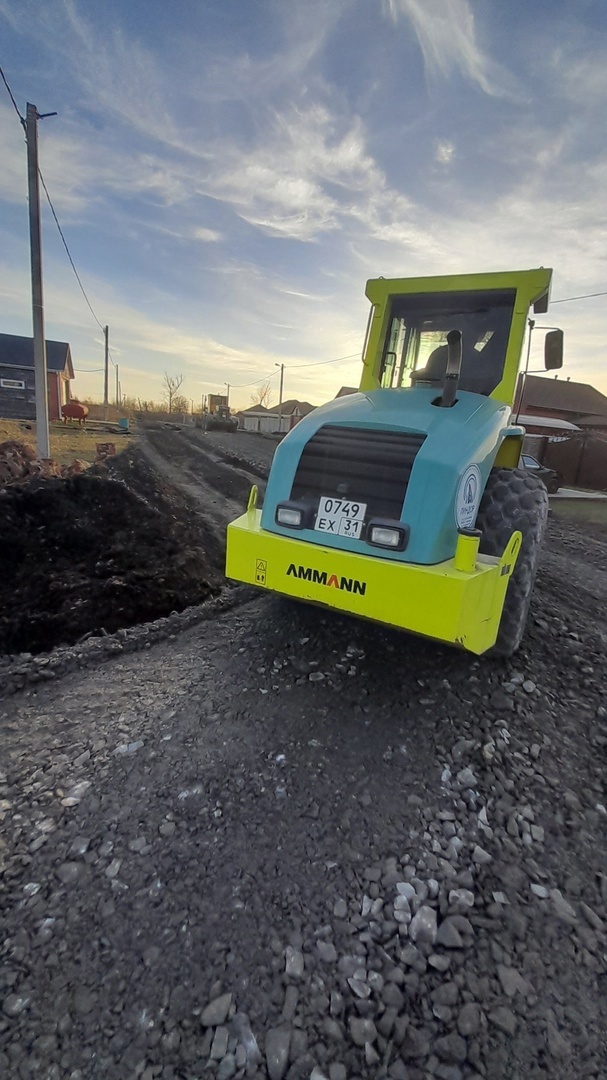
left=1, top=0, right=607, bottom=411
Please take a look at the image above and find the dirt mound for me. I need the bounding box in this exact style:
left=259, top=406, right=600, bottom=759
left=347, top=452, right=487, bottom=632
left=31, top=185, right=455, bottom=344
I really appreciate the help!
left=0, top=447, right=223, bottom=655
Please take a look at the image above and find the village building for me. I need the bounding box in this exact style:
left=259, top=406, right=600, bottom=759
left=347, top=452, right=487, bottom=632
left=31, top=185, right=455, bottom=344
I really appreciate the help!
left=237, top=399, right=316, bottom=433
left=0, top=334, right=74, bottom=421
left=519, top=374, right=607, bottom=432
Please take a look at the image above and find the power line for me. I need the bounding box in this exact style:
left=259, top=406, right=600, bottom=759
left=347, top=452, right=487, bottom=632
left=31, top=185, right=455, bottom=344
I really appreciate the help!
left=0, top=62, right=24, bottom=123
left=1, top=68, right=113, bottom=355
left=9, top=61, right=602, bottom=368
left=230, top=349, right=361, bottom=389
left=37, top=168, right=106, bottom=332
left=551, top=290, right=607, bottom=305
left=289, top=351, right=360, bottom=369
left=74, top=367, right=105, bottom=373
left=229, top=368, right=280, bottom=389
left=38, top=163, right=121, bottom=375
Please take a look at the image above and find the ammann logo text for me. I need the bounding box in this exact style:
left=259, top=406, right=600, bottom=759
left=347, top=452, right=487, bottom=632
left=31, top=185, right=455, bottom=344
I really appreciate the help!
left=286, top=563, right=366, bottom=595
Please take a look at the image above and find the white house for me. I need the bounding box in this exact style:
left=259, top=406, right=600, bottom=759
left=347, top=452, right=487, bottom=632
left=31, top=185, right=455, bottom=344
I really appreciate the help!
left=238, top=399, right=316, bottom=434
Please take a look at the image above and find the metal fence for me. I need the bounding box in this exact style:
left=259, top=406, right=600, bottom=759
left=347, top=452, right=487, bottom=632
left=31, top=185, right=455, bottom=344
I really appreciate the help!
left=524, top=433, right=607, bottom=491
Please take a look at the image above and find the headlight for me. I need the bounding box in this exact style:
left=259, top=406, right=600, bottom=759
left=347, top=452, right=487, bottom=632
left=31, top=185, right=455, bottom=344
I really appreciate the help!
left=370, top=525, right=401, bottom=547
left=276, top=504, right=303, bottom=528
left=367, top=518, right=409, bottom=551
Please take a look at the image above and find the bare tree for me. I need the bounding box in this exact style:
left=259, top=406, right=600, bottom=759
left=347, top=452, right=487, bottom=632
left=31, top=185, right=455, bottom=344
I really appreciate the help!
left=250, top=381, right=273, bottom=408
left=162, top=372, right=184, bottom=414
left=172, top=393, right=190, bottom=416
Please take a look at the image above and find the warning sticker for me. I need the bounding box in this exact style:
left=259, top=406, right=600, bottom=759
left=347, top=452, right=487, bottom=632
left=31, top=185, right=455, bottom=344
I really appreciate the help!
left=255, top=559, right=267, bottom=585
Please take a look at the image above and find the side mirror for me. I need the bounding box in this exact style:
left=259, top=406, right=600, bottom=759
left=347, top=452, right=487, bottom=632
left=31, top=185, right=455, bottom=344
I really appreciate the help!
left=545, top=329, right=563, bottom=370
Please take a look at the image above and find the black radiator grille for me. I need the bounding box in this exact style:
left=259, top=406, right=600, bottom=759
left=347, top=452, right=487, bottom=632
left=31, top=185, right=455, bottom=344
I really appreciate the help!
left=290, top=425, right=426, bottom=521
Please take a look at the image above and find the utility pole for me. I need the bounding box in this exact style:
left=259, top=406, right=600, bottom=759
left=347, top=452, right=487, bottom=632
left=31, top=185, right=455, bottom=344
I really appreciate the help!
left=115, top=363, right=119, bottom=407
left=103, top=325, right=109, bottom=418
left=225, top=383, right=230, bottom=406
left=275, top=362, right=285, bottom=430
left=26, top=103, right=51, bottom=458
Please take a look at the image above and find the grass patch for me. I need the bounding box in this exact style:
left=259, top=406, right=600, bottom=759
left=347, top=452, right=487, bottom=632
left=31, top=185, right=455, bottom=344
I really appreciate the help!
left=550, top=498, right=607, bottom=526
left=0, top=418, right=133, bottom=466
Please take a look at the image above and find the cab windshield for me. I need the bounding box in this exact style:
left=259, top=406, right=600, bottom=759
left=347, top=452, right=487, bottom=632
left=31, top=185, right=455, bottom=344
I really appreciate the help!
left=379, top=288, right=516, bottom=396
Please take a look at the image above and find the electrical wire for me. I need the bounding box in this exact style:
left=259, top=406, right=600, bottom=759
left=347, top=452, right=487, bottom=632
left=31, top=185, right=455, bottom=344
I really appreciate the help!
left=229, top=349, right=361, bottom=391
left=0, top=69, right=114, bottom=357
left=8, top=57, right=604, bottom=372
left=74, top=367, right=105, bottom=373
left=39, top=164, right=121, bottom=370
left=228, top=369, right=280, bottom=389
left=551, top=290, right=607, bottom=304
left=288, top=351, right=360, bottom=369
left=4, top=62, right=355, bottom=389
left=37, top=169, right=106, bottom=333
left=0, top=63, right=24, bottom=123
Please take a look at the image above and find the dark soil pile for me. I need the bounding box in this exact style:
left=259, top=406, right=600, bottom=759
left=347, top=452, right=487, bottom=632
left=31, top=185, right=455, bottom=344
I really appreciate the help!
left=0, top=447, right=223, bottom=655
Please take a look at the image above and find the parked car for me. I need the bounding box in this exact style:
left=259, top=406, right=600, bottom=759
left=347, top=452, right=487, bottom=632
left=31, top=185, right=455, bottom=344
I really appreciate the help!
left=521, top=454, right=561, bottom=494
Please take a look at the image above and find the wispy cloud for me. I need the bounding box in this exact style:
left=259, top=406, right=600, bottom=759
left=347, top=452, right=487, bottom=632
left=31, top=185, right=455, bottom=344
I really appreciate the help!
left=196, top=103, right=440, bottom=250
left=0, top=102, right=26, bottom=204
left=434, top=139, right=455, bottom=164
left=192, top=227, right=222, bottom=243
left=0, top=100, right=191, bottom=215
left=386, top=0, right=515, bottom=97
left=198, top=106, right=375, bottom=240
left=200, top=0, right=345, bottom=104
left=555, top=46, right=607, bottom=110
left=2, top=0, right=607, bottom=405
left=61, top=0, right=181, bottom=147
left=0, top=0, right=186, bottom=152
left=0, top=248, right=363, bottom=406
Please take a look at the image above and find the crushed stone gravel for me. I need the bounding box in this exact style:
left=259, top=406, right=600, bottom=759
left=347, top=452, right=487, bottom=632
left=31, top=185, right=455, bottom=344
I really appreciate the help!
left=0, top=429, right=606, bottom=1079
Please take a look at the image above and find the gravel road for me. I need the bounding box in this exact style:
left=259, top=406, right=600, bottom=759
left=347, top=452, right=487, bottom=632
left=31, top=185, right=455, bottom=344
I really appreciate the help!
left=1, top=428, right=605, bottom=1080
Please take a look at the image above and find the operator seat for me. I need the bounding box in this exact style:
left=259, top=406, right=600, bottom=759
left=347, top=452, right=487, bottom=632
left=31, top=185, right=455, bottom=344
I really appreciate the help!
left=418, top=345, right=451, bottom=383
left=413, top=341, right=477, bottom=384
left=413, top=335, right=503, bottom=397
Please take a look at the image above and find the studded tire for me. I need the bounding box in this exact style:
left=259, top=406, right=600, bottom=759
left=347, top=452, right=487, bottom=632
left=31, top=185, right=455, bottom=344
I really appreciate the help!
left=476, top=467, right=549, bottom=657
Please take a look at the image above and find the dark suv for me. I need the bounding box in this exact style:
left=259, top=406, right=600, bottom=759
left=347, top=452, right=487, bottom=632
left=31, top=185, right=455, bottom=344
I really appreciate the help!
left=521, top=454, right=561, bottom=494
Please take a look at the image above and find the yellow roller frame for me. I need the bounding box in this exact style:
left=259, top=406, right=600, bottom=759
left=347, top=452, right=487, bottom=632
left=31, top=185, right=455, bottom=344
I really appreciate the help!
left=226, top=504, right=522, bottom=656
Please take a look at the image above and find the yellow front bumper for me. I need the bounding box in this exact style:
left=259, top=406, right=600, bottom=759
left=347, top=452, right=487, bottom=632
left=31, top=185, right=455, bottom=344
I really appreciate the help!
left=226, top=509, right=520, bottom=655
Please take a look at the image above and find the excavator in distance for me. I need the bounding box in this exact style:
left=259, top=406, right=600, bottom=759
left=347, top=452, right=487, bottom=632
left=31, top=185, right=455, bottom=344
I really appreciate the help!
left=196, top=394, right=238, bottom=433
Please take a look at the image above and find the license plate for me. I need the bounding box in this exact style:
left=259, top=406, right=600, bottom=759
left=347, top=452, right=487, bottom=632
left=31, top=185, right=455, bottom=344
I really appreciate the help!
left=315, top=496, right=366, bottom=539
